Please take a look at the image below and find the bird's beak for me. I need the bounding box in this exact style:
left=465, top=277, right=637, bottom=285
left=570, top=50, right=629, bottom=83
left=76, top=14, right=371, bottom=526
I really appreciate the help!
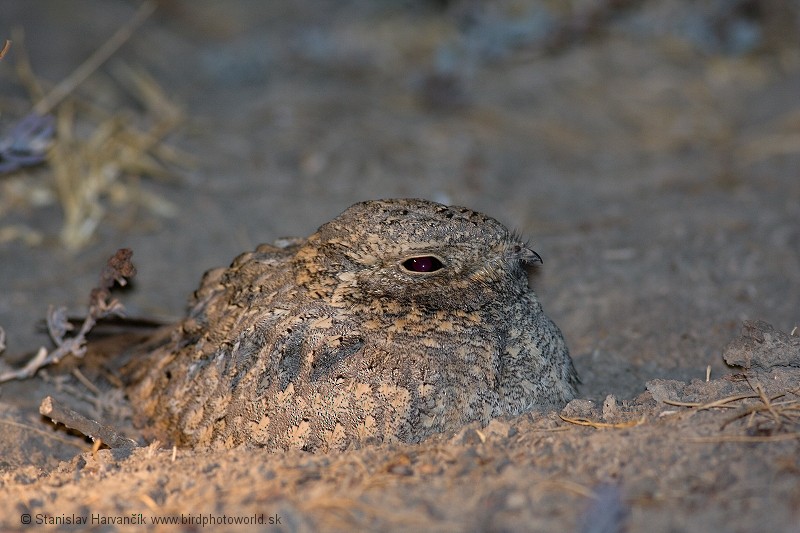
left=510, top=245, right=543, bottom=265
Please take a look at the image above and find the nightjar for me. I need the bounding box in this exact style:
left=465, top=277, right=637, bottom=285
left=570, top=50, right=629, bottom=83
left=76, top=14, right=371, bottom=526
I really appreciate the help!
left=124, top=199, right=578, bottom=451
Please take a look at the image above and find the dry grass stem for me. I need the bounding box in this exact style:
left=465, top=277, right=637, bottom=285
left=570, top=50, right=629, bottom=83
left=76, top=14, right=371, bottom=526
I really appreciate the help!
left=2, top=2, right=184, bottom=249
left=48, top=64, right=184, bottom=248
left=0, top=39, right=10, bottom=60
left=751, top=378, right=783, bottom=428
left=558, top=415, right=644, bottom=429
left=721, top=393, right=799, bottom=431
left=32, top=1, right=156, bottom=116
left=662, top=393, right=761, bottom=411
left=71, top=367, right=102, bottom=396
left=533, top=478, right=597, bottom=498
left=665, top=377, right=800, bottom=439
left=11, top=28, right=45, bottom=103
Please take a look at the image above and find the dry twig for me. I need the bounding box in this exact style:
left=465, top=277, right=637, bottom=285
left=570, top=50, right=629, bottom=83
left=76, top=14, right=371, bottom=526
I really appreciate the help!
left=39, top=395, right=137, bottom=449
left=0, top=248, right=136, bottom=383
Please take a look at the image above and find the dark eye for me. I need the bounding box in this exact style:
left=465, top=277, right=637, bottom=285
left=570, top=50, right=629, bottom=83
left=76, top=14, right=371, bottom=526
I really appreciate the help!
left=401, top=256, right=443, bottom=273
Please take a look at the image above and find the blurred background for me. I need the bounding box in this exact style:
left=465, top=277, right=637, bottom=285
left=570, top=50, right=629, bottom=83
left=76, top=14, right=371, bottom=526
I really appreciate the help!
left=1, top=0, right=799, bottom=400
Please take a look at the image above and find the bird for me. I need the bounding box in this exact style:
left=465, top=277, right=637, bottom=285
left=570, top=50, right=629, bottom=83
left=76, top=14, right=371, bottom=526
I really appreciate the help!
left=123, top=198, right=578, bottom=452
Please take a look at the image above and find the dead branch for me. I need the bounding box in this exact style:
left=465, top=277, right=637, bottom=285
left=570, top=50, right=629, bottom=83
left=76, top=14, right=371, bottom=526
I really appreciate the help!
left=0, top=248, right=136, bottom=383
left=39, top=395, right=138, bottom=449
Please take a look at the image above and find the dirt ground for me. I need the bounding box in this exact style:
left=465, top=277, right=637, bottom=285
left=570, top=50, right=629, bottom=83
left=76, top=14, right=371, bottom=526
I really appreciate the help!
left=1, top=1, right=799, bottom=531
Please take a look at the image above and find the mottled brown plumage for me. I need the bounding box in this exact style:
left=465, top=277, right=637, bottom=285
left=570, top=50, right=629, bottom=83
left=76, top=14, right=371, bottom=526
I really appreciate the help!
left=125, top=199, right=577, bottom=451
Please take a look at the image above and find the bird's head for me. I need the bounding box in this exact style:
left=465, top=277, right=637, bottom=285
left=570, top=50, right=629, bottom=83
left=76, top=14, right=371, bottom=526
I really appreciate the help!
left=294, top=199, right=542, bottom=312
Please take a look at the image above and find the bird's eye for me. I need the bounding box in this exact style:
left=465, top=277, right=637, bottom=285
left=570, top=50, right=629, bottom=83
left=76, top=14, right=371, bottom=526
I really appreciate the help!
left=401, top=256, right=443, bottom=273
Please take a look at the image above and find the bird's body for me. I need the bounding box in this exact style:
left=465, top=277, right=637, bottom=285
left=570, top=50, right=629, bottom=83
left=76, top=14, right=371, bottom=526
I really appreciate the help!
left=125, top=199, right=577, bottom=451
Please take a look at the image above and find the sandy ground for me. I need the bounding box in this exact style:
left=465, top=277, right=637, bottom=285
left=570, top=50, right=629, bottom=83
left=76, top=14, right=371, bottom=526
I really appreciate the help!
left=1, top=1, right=799, bottom=531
